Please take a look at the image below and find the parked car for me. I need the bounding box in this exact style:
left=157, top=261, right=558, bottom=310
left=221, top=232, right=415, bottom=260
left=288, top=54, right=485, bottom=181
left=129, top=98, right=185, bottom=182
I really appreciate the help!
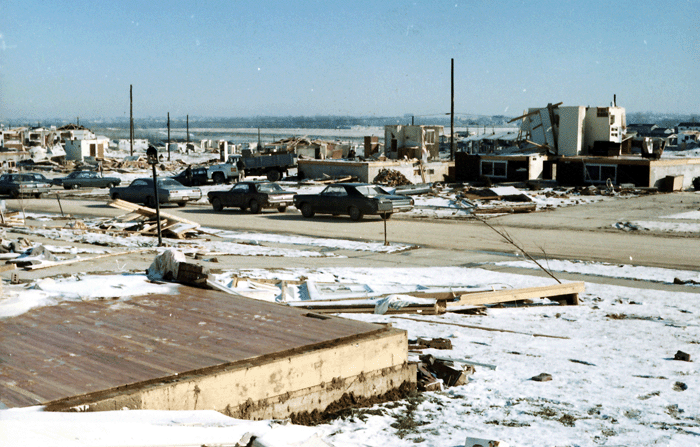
left=52, top=170, right=121, bottom=189
left=27, top=172, right=54, bottom=184
left=109, top=178, right=202, bottom=207
left=208, top=180, right=295, bottom=213
left=0, top=173, right=53, bottom=198
left=292, top=183, right=414, bottom=221
left=171, top=166, right=210, bottom=186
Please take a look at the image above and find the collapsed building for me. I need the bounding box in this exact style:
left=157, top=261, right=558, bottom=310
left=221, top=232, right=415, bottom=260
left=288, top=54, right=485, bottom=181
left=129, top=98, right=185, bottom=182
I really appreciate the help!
left=297, top=125, right=450, bottom=184
left=455, top=103, right=700, bottom=189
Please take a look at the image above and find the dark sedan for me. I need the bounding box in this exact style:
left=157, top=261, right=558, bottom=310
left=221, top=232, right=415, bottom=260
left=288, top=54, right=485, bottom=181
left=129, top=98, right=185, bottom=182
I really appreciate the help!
left=171, top=166, right=209, bottom=186
left=208, top=181, right=295, bottom=213
left=0, top=173, right=53, bottom=198
left=292, top=183, right=414, bottom=221
left=109, top=178, right=202, bottom=207
left=53, top=170, right=121, bottom=189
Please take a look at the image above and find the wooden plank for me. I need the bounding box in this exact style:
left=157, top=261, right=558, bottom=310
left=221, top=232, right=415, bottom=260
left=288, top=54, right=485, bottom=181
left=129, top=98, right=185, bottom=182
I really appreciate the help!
left=108, top=199, right=200, bottom=227
left=23, top=248, right=154, bottom=271
left=394, top=316, right=569, bottom=339
left=447, top=282, right=584, bottom=307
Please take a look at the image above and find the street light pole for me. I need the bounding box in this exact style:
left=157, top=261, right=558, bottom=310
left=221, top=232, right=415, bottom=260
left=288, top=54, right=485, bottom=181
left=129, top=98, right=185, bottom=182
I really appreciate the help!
left=146, top=145, right=162, bottom=246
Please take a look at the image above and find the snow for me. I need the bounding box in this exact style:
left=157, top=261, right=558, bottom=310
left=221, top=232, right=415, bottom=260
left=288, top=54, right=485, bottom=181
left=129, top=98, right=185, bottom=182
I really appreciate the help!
left=494, top=259, right=700, bottom=285
left=3, top=264, right=699, bottom=446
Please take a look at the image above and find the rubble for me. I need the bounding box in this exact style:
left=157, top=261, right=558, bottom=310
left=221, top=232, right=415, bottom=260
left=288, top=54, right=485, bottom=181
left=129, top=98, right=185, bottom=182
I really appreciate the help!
left=373, top=168, right=412, bottom=186
left=417, top=354, right=475, bottom=390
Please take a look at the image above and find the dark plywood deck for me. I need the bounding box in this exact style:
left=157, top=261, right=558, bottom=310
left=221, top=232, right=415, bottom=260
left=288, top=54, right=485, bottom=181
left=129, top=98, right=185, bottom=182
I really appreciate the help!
left=0, top=287, right=387, bottom=408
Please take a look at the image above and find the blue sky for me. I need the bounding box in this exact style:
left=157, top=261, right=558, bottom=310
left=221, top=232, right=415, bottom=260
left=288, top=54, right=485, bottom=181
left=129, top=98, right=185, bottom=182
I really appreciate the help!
left=1, top=0, right=697, bottom=119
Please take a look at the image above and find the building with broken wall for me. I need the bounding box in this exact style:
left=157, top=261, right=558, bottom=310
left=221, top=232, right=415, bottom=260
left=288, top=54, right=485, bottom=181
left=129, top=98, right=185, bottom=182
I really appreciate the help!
left=384, top=125, right=443, bottom=160
left=456, top=103, right=700, bottom=189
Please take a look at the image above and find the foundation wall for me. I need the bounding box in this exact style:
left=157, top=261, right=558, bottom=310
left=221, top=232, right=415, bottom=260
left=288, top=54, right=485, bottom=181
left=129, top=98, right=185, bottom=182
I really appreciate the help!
left=52, top=329, right=414, bottom=419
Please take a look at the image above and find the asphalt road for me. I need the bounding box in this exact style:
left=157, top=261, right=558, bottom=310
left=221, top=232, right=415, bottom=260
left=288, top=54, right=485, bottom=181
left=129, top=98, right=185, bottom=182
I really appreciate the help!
left=6, top=191, right=700, bottom=271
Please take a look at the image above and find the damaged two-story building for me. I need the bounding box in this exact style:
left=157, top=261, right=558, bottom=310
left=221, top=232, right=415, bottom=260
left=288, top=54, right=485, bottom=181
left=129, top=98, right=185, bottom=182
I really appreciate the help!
left=456, top=103, right=700, bottom=189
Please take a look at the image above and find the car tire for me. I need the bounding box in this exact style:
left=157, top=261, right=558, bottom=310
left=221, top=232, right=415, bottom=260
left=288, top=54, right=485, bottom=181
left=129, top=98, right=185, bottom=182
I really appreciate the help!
left=35, top=193, right=42, bottom=199
left=71, top=184, right=80, bottom=190
left=63, top=185, right=72, bottom=190
left=111, top=193, right=120, bottom=201
left=145, top=196, right=156, bottom=208
left=10, top=189, right=19, bottom=199
left=300, top=203, right=315, bottom=218
left=177, top=202, right=187, bottom=207
left=278, top=206, right=287, bottom=213
left=106, top=182, right=115, bottom=189
left=380, top=212, right=393, bottom=220
left=349, top=206, right=363, bottom=221
left=213, top=172, right=225, bottom=184
left=266, top=170, right=281, bottom=182
left=249, top=199, right=261, bottom=214
left=212, top=197, right=223, bottom=211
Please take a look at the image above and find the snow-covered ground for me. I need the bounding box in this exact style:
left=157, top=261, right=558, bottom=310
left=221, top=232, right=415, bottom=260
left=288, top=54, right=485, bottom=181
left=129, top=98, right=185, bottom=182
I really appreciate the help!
left=2, top=262, right=699, bottom=446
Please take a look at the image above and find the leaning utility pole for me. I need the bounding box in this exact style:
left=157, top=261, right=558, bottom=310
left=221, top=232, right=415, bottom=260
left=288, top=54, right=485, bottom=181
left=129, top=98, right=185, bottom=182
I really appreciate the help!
left=130, top=85, right=134, bottom=157
left=167, top=112, right=171, bottom=161
left=450, top=58, right=455, bottom=161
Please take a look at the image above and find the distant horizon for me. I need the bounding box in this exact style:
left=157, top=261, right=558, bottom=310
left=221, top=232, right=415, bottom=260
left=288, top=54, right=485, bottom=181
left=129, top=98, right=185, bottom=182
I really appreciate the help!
left=2, top=111, right=697, bottom=129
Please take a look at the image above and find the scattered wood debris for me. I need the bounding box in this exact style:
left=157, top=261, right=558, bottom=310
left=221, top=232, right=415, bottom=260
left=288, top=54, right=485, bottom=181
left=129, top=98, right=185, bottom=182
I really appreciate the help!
left=0, top=210, right=24, bottom=227
left=409, top=337, right=453, bottom=350
left=674, top=350, right=691, bottom=362
left=531, top=373, right=553, bottom=382
left=108, top=199, right=202, bottom=239
left=373, top=169, right=412, bottom=186
left=417, top=354, right=475, bottom=390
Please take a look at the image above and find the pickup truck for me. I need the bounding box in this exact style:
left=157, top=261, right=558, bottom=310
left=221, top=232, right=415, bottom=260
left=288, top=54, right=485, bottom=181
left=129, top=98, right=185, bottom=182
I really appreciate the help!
left=208, top=153, right=297, bottom=183
left=207, top=158, right=242, bottom=184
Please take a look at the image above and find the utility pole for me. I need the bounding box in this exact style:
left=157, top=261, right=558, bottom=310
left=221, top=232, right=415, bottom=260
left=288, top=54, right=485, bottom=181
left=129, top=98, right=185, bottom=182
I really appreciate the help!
left=186, top=115, right=189, bottom=153
left=450, top=58, right=455, bottom=161
left=167, top=112, right=171, bottom=161
left=130, top=85, right=134, bottom=157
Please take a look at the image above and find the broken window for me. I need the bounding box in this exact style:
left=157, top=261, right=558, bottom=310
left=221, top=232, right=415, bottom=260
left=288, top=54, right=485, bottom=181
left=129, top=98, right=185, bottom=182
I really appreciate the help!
left=481, top=160, right=507, bottom=178
left=597, top=108, right=609, bottom=117
left=425, top=129, right=435, bottom=145
left=584, top=164, right=617, bottom=184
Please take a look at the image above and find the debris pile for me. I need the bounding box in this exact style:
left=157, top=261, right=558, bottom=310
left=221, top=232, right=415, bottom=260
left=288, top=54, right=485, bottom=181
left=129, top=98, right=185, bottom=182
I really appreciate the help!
left=146, top=248, right=209, bottom=287
left=373, top=169, right=412, bottom=186
left=106, top=199, right=203, bottom=239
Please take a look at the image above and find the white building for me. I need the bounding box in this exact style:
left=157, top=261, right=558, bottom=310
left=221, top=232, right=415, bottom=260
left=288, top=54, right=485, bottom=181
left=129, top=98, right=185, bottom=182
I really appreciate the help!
left=118, top=139, right=149, bottom=152
left=65, top=136, right=110, bottom=161
left=519, top=105, right=627, bottom=156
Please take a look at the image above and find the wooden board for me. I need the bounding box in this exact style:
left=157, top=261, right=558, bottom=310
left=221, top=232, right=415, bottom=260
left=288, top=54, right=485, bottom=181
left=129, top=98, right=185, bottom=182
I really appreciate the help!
left=447, top=282, right=584, bottom=307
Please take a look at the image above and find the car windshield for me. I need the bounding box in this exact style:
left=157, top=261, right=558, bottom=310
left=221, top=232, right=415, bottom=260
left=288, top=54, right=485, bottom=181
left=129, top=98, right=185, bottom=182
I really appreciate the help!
left=256, top=183, right=283, bottom=193
left=354, top=185, right=389, bottom=197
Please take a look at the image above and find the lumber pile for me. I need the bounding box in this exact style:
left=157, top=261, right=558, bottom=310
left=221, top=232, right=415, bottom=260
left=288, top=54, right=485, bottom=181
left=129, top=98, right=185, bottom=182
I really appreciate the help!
left=0, top=210, right=24, bottom=227
left=108, top=199, right=202, bottom=239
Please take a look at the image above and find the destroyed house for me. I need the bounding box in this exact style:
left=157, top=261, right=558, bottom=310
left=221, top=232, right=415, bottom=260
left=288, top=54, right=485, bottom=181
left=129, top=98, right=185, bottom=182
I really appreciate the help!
left=677, top=122, right=700, bottom=133
left=384, top=125, right=443, bottom=160
left=455, top=103, right=700, bottom=189
left=57, top=123, right=94, bottom=141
